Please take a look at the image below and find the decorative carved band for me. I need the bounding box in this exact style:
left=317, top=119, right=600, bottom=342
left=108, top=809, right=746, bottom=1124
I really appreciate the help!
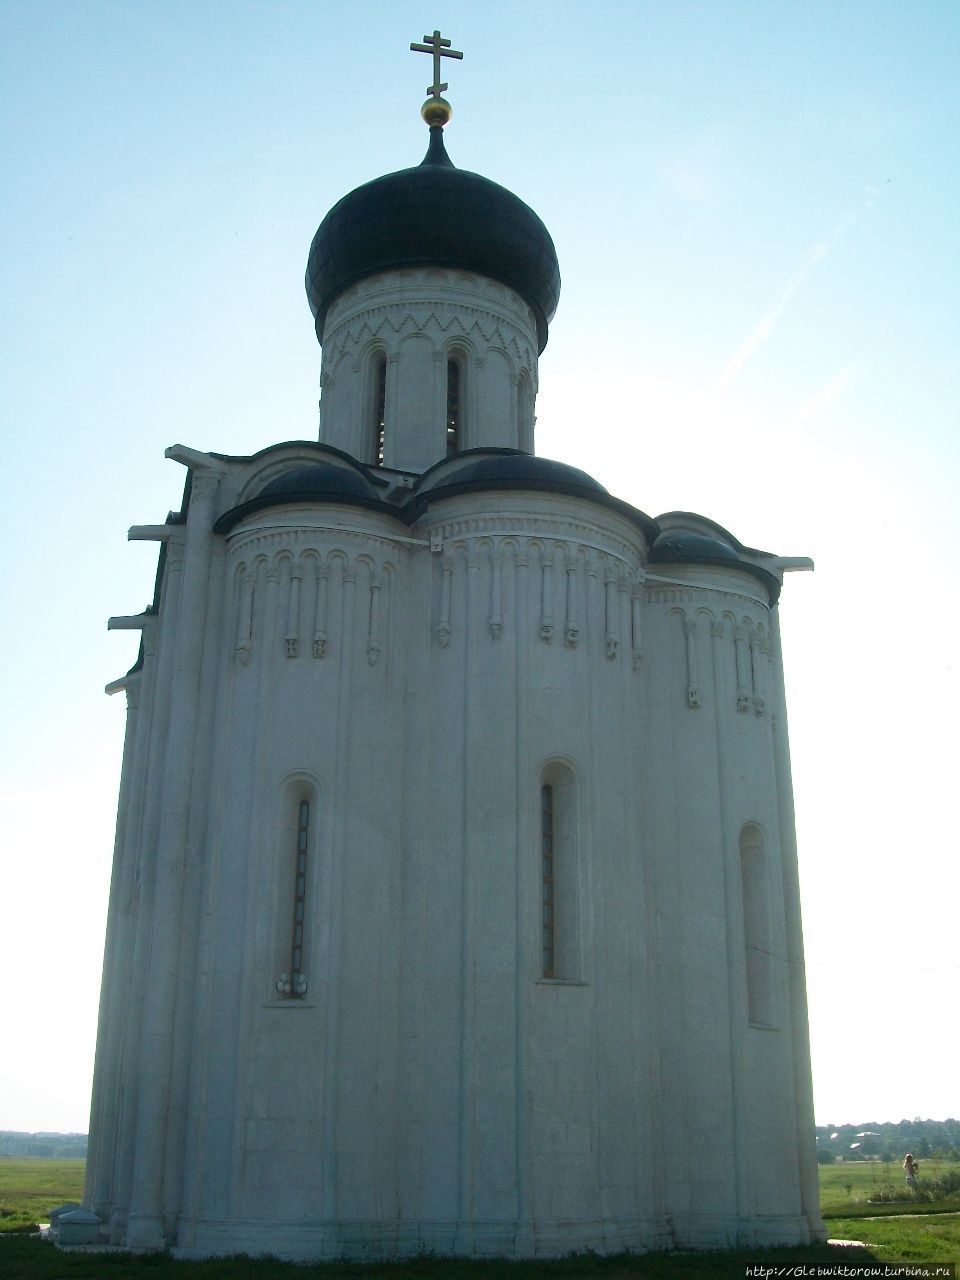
left=427, top=516, right=642, bottom=569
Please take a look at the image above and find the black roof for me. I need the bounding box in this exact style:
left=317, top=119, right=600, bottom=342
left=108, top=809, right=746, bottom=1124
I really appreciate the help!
left=213, top=461, right=392, bottom=534
left=305, top=127, right=561, bottom=353
left=208, top=450, right=781, bottom=603
left=649, top=528, right=781, bottom=602
left=412, top=449, right=658, bottom=541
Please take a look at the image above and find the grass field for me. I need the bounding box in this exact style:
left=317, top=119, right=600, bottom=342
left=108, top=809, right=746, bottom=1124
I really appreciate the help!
left=1, top=1156, right=958, bottom=1277
left=0, top=1234, right=882, bottom=1280
left=0, top=1156, right=84, bottom=1231
left=827, top=1214, right=960, bottom=1266
left=820, top=1158, right=960, bottom=1215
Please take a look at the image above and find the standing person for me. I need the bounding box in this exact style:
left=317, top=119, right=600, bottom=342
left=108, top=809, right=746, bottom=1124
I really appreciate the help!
left=903, top=1154, right=919, bottom=1189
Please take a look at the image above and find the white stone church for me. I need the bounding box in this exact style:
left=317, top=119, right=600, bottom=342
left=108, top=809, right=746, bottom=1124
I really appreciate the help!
left=85, top=35, right=824, bottom=1260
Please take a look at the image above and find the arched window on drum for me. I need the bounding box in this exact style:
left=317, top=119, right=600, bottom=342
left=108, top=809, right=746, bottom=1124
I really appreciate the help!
left=370, top=353, right=387, bottom=466
left=446, top=355, right=464, bottom=456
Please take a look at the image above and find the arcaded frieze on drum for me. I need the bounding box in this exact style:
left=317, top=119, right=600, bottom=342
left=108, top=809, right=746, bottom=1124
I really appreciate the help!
left=225, top=521, right=415, bottom=561
left=666, top=606, right=774, bottom=716
left=230, top=547, right=396, bottom=668
left=431, top=536, right=644, bottom=664
left=322, top=307, right=537, bottom=387
left=422, top=509, right=646, bottom=570
left=320, top=271, right=539, bottom=397
left=645, top=582, right=771, bottom=610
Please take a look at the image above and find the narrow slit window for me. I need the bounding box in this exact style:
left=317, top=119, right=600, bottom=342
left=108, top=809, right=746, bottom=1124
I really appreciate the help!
left=277, top=798, right=310, bottom=998
left=541, top=784, right=555, bottom=977
left=539, top=765, right=580, bottom=982
left=373, top=356, right=386, bottom=466
left=446, top=358, right=461, bottom=456
left=290, top=799, right=309, bottom=983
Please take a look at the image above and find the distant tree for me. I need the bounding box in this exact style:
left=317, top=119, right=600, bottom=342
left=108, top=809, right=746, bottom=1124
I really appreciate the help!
left=815, top=1120, right=958, bottom=1163
left=816, top=1150, right=836, bottom=1164
left=0, top=1131, right=87, bottom=1159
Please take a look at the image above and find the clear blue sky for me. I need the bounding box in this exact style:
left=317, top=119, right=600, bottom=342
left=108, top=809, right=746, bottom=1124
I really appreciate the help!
left=1, top=0, right=957, bottom=1133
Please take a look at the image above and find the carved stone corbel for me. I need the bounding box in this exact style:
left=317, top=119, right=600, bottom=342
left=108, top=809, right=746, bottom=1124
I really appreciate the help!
left=235, top=573, right=254, bottom=666
left=684, top=618, right=700, bottom=708
left=734, top=625, right=752, bottom=712
left=436, top=558, right=453, bottom=647
left=285, top=562, right=302, bottom=659
left=564, top=553, right=580, bottom=647
left=313, top=568, right=328, bottom=659
left=604, top=575, right=618, bottom=659
left=750, top=635, right=765, bottom=716
left=631, top=589, right=644, bottom=669
left=490, top=552, right=503, bottom=640
left=540, top=551, right=554, bottom=643
left=367, top=575, right=382, bottom=666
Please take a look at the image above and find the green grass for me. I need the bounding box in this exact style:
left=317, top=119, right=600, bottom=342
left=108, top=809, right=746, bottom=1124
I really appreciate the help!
left=0, top=1157, right=85, bottom=1232
left=0, top=1236, right=880, bottom=1280
left=819, top=1161, right=960, bottom=1268
left=2, top=1155, right=959, bottom=1277
left=819, top=1158, right=960, bottom=1216
left=825, top=1214, right=960, bottom=1265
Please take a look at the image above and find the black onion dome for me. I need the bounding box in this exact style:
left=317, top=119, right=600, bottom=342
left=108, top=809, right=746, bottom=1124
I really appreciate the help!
left=306, top=128, right=561, bottom=353
left=214, top=461, right=392, bottom=534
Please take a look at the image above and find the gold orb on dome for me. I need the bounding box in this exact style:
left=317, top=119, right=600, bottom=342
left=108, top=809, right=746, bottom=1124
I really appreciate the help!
left=421, top=96, right=452, bottom=127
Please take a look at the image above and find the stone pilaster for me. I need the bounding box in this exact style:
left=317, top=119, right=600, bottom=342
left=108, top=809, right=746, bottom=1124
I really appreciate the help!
left=126, top=469, right=221, bottom=1250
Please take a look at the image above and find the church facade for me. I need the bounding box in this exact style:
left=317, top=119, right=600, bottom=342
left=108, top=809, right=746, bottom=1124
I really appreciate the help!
left=86, top=43, right=824, bottom=1259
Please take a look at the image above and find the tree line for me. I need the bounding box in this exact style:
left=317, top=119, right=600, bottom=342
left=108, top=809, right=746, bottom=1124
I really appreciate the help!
left=815, top=1118, right=960, bottom=1163
left=0, top=1131, right=87, bottom=1158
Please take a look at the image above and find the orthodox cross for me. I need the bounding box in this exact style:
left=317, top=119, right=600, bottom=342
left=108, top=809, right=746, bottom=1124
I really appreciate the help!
left=410, top=29, right=463, bottom=99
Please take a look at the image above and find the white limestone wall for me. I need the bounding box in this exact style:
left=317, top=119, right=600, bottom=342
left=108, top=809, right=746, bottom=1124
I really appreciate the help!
left=85, top=461, right=231, bottom=1249
left=395, top=492, right=659, bottom=1257
left=176, top=502, right=410, bottom=1250
left=85, top=664, right=146, bottom=1229
left=318, top=269, right=540, bottom=472
left=90, top=454, right=821, bottom=1259
left=642, top=564, right=822, bottom=1246
left=87, top=534, right=189, bottom=1244
left=166, top=488, right=665, bottom=1259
